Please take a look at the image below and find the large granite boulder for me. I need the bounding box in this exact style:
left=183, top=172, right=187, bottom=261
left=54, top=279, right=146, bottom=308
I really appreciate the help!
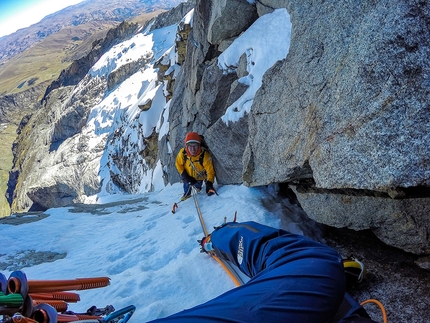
left=240, top=0, right=430, bottom=254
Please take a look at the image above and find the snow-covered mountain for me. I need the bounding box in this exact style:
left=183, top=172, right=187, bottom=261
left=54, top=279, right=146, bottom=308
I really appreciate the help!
left=8, top=4, right=195, bottom=211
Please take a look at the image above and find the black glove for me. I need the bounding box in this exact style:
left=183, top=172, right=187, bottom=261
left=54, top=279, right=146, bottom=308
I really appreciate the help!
left=206, top=181, right=215, bottom=196
left=181, top=171, right=197, bottom=185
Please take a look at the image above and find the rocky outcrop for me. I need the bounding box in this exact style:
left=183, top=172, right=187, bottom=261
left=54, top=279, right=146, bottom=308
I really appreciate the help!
left=107, top=55, right=153, bottom=91
left=148, top=1, right=196, bottom=32
left=8, top=86, right=103, bottom=211
left=291, top=185, right=430, bottom=254
left=160, top=0, right=430, bottom=255
left=243, top=0, right=430, bottom=254
left=0, top=83, right=48, bottom=123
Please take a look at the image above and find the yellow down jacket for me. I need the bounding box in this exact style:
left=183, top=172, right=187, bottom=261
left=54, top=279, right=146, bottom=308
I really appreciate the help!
left=175, top=148, right=215, bottom=182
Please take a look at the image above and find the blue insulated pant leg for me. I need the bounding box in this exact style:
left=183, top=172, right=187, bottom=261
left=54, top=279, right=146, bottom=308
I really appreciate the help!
left=148, top=221, right=345, bottom=323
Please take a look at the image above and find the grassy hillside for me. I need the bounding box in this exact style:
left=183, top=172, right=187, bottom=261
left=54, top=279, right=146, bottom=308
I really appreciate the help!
left=0, top=22, right=116, bottom=96
left=0, top=123, right=17, bottom=217
left=0, top=11, right=163, bottom=96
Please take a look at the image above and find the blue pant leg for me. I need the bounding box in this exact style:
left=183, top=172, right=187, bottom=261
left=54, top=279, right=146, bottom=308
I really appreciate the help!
left=183, top=181, right=190, bottom=194
left=148, top=246, right=344, bottom=323
left=194, top=180, right=203, bottom=190
left=148, top=222, right=345, bottom=323
left=183, top=181, right=203, bottom=194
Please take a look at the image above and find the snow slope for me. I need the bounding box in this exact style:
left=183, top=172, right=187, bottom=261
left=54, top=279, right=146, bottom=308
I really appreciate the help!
left=0, top=183, right=308, bottom=322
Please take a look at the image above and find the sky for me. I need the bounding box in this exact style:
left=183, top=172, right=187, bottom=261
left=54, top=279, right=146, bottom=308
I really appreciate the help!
left=0, top=7, right=306, bottom=323
left=0, top=0, right=84, bottom=37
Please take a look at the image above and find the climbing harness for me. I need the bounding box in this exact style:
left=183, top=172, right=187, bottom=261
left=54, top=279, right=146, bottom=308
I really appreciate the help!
left=182, top=148, right=207, bottom=180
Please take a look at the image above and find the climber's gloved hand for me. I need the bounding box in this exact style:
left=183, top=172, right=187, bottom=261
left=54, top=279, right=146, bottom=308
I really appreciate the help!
left=206, top=181, right=216, bottom=196
left=181, top=171, right=197, bottom=185
left=197, top=235, right=213, bottom=253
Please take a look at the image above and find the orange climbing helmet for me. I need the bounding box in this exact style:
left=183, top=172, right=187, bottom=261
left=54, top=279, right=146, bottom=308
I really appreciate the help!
left=184, top=132, right=202, bottom=156
left=184, top=132, right=201, bottom=145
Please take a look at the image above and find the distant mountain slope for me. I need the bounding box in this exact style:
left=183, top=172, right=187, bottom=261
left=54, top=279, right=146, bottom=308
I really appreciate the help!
left=0, top=0, right=185, bottom=95
left=0, top=0, right=184, bottom=64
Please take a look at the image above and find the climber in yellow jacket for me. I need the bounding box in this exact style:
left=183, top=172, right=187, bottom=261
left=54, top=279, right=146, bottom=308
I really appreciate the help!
left=175, top=132, right=216, bottom=200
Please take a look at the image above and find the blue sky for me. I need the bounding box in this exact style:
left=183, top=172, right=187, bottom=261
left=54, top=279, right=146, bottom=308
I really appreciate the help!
left=0, top=0, right=84, bottom=37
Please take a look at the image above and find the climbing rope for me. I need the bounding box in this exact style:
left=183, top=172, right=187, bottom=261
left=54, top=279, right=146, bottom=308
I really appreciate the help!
left=191, top=186, right=244, bottom=287
left=360, top=299, right=388, bottom=323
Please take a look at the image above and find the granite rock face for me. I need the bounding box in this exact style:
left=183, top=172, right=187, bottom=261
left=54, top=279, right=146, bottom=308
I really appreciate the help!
left=163, top=0, right=430, bottom=254
left=247, top=0, right=430, bottom=192
left=9, top=85, right=104, bottom=211
left=165, top=0, right=258, bottom=184
left=244, top=0, right=430, bottom=254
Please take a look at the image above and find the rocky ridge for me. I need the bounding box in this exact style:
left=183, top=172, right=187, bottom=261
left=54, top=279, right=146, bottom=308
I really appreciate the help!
left=7, top=1, right=195, bottom=211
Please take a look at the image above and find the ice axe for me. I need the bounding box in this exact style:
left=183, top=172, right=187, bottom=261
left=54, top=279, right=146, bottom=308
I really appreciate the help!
left=171, top=185, right=193, bottom=214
